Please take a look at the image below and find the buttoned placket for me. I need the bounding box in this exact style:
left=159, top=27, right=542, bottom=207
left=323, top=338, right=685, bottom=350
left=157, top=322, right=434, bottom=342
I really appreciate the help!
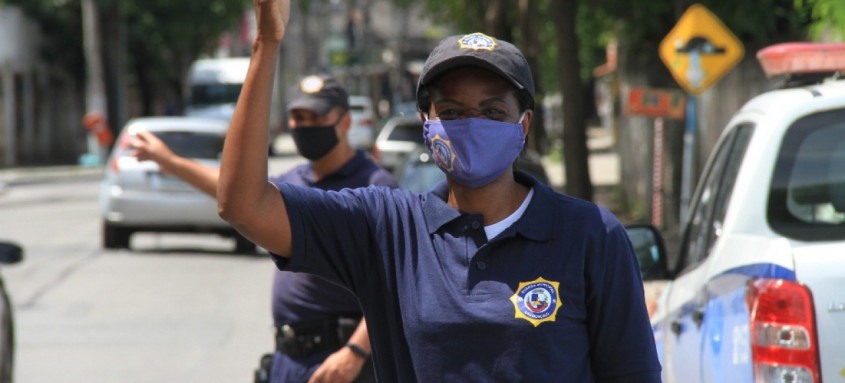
left=456, top=214, right=490, bottom=274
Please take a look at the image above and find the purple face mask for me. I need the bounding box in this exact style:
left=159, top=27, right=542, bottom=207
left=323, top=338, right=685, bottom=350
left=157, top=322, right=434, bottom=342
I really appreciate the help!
left=423, top=115, right=526, bottom=188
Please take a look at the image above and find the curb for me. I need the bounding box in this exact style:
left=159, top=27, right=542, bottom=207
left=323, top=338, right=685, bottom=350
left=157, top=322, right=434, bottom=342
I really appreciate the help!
left=0, top=165, right=105, bottom=187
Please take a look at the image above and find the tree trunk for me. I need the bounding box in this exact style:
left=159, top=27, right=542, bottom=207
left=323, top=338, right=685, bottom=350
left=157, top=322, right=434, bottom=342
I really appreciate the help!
left=484, top=0, right=512, bottom=41
left=552, top=0, right=593, bottom=200
left=81, top=0, right=108, bottom=163
left=100, top=0, right=128, bottom=135
left=517, top=0, right=549, bottom=155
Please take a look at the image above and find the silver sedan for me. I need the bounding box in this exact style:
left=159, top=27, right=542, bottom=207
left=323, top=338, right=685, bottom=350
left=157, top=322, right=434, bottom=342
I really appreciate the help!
left=98, top=117, right=254, bottom=253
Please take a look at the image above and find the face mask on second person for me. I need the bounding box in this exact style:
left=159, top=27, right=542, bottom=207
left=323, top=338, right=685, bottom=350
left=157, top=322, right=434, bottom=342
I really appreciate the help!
left=291, top=121, right=340, bottom=160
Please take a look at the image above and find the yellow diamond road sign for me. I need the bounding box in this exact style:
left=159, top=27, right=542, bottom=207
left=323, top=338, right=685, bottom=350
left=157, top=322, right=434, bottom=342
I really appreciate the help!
left=659, top=4, right=744, bottom=95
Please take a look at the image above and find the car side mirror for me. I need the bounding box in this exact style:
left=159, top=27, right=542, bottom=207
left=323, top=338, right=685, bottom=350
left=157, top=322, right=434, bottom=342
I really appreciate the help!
left=624, top=224, right=670, bottom=281
left=0, top=242, right=23, bottom=265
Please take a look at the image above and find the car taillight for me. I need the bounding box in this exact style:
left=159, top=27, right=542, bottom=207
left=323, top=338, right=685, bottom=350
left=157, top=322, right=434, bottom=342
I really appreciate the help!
left=109, top=133, right=134, bottom=172
left=746, top=278, right=820, bottom=383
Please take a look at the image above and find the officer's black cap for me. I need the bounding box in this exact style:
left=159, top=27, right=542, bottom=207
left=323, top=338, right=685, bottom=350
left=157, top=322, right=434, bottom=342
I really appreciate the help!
left=416, top=32, right=535, bottom=110
left=287, top=74, right=349, bottom=115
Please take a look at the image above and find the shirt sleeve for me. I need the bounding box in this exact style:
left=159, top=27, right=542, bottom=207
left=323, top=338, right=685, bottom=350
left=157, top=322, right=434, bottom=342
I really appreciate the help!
left=273, top=182, right=384, bottom=295
left=369, top=168, right=397, bottom=188
left=587, top=208, right=662, bottom=382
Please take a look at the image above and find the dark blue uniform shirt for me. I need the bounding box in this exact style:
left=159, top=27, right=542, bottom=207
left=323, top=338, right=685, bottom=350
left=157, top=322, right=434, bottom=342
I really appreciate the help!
left=274, top=171, right=662, bottom=382
left=268, top=150, right=395, bottom=325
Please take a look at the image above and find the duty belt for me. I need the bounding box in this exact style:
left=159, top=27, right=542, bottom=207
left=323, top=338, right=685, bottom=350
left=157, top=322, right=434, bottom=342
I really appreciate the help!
left=275, top=317, right=360, bottom=359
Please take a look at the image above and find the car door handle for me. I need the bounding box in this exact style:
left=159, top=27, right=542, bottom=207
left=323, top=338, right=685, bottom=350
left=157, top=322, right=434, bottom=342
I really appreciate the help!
left=692, top=308, right=705, bottom=328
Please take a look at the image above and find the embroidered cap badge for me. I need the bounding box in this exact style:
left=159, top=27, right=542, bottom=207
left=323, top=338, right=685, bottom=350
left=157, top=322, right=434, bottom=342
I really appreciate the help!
left=300, top=75, right=325, bottom=94
left=458, top=32, right=498, bottom=51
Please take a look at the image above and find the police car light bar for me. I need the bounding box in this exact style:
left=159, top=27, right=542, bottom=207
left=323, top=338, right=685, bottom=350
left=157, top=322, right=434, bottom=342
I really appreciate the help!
left=756, top=42, right=845, bottom=77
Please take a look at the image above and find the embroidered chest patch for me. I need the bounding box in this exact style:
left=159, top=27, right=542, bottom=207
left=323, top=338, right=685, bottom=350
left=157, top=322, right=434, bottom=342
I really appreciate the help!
left=510, top=277, right=562, bottom=327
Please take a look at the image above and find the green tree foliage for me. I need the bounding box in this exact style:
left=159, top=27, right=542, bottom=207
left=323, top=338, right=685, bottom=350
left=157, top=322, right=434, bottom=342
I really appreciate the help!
left=7, top=0, right=251, bottom=114
left=122, top=0, right=252, bottom=113
left=797, top=0, right=845, bottom=40
left=4, top=0, right=86, bottom=86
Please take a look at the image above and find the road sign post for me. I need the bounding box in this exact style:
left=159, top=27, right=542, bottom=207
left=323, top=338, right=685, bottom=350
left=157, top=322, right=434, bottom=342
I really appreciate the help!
left=626, top=87, right=686, bottom=228
left=659, top=3, right=744, bottom=223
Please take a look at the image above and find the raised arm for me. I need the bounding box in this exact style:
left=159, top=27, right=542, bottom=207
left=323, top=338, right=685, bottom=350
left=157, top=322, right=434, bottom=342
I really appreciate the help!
left=218, top=0, right=293, bottom=257
left=131, top=131, right=220, bottom=197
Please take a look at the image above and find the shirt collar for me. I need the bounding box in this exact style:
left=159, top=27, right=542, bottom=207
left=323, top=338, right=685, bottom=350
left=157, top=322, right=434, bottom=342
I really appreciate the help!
left=421, top=171, right=557, bottom=242
left=300, top=150, right=368, bottom=185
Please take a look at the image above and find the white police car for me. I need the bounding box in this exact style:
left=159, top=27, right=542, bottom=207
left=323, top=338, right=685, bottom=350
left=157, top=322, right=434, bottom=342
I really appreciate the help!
left=629, top=43, right=845, bottom=383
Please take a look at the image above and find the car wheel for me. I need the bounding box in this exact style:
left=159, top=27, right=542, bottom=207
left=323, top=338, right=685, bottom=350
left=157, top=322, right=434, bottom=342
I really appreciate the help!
left=233, top=232, right=257, bottom=254
left=0, top=283, right=14, bottom=383
left=103, top=223, right=131, bottom=249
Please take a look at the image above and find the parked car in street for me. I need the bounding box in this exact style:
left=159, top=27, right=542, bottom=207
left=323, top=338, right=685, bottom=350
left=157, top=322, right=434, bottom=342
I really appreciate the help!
left=0, top=240, right=23, bottom=383
left=347, top=95, right=377, bottom=150
left=395, top=146, right=550, bottom=193
left=373, top=115, right=424, bottom=173
left=99, top=117, right=255, bottom=253
left=629, top=42, right=845, bottom=383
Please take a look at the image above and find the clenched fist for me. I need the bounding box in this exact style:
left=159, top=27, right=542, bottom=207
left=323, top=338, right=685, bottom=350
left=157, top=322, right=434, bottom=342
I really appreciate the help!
left=254, top=0, right=290, bottom=43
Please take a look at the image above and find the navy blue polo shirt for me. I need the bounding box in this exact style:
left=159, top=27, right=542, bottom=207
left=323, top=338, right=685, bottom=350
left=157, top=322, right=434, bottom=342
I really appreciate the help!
left=268, top=150, right=395, bottom=325
left=274, top=172, right=661, bottom=382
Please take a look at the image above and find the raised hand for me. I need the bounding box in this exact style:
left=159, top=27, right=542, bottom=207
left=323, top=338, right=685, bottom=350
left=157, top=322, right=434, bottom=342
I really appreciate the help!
left=130, top=131, right=176, bottom=171
left=131, top=130, right=173, bottom=162
left=254, top=0, right=290, bottom=43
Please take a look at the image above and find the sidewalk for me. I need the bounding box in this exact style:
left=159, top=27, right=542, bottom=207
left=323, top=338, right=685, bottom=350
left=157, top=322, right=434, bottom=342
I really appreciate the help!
left=542, top=126, right=618, bottom=189
left=542, top=127, right=621, bottom=214
left=0, top=164, right=104, bottom=189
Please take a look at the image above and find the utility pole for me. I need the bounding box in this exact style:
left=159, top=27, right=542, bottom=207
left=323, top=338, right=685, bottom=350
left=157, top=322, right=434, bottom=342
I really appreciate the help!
left=81, top=0, right=107, bottom=165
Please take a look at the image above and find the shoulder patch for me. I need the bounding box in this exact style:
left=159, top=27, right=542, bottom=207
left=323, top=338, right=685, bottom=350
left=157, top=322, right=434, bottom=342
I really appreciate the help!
left=510, top=277, right=561, bottom=327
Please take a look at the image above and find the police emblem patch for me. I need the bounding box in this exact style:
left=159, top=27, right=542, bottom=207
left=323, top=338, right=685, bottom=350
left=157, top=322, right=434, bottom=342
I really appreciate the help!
left=509, top=277, right=561, bottom=327
left=430, top=134, right=456, bottom=172
left=458, top=33, right=498, bottom=51
left=300, top=75, right=324, bottom=94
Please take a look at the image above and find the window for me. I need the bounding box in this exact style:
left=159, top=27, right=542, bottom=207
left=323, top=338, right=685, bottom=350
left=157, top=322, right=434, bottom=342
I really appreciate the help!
left=190, top=84, right=242, bottom=106
left=386, top=121, right=424, bottom=144
left=155, top=131, right=224, bottom=160
left=676, top=125, right=753, bottom=274
left=768, top=108, right=845, bottom=241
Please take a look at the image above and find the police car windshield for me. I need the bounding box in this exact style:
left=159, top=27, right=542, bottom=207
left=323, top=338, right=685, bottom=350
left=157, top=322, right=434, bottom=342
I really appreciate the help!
left=768, top=108, right=845, bottom=241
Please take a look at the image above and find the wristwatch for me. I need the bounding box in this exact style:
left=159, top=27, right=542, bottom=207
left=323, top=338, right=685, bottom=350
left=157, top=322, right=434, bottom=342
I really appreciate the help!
left=345, top=342, right=370, bottom=359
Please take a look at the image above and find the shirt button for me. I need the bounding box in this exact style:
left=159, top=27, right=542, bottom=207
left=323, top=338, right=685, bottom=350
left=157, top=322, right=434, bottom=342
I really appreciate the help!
left=476, top=261, right=487, bottom=270
left=471, top=221, right=481, bottom=229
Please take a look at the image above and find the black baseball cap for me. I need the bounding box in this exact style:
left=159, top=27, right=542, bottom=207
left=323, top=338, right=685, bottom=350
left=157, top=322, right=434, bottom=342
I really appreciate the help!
left=287, top=74, right=350, bottom=115
left=416, top=32, right=535, bottom=110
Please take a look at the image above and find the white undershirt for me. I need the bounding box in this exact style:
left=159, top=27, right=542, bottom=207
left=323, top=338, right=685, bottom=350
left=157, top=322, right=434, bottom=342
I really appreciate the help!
left=484, top=187, right=535, bottom=240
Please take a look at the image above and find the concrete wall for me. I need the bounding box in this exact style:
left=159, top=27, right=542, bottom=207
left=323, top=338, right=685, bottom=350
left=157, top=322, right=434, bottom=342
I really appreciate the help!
left=0, top=6, right=85, bottom=167
left=0, top=6, right=37, bottom=167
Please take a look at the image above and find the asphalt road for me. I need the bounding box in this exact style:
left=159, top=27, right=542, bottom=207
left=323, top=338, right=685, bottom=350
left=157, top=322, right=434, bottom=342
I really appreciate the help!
left=0, top=155, right=304, bottom=383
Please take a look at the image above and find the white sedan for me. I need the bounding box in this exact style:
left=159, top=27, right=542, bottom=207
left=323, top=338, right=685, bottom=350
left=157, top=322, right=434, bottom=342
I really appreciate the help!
left=99, top=117, right=254, bottom=253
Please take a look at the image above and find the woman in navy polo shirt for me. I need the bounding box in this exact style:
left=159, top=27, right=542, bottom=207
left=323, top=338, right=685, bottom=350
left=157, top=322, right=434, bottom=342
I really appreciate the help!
left=219, top=1, right=661, bottom=381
